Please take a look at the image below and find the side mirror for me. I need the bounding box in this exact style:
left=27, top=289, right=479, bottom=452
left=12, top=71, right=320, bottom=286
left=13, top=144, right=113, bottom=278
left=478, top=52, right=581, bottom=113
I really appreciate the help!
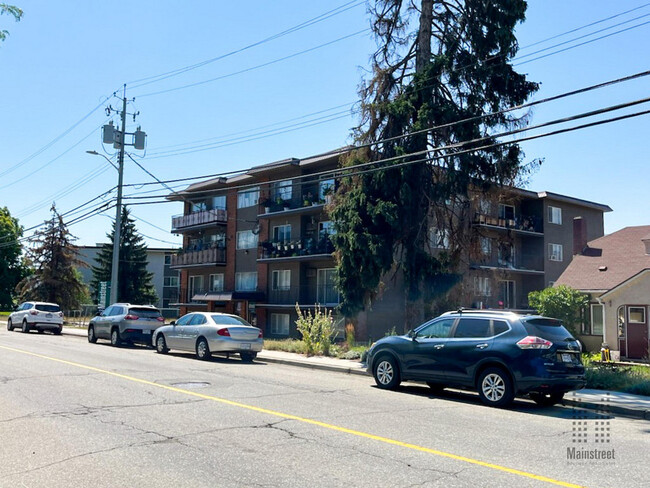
left=170, top=320, right=176, bottom=325
left=95, top=311, right=102, bottom=316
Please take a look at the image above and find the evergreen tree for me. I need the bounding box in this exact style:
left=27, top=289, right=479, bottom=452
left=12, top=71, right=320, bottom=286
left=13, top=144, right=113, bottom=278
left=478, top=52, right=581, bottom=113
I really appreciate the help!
left=91, top=206, right=157, bottom=305
left=331, top=0, right=539, bottom=330
left=16, top=205, right=88, bottom=310
left=0, top=206, right=27, bottom=309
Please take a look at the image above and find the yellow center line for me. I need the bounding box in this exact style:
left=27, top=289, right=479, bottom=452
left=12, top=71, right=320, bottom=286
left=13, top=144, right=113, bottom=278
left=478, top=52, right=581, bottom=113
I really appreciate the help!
left=0, top=344, right=586, bottom=488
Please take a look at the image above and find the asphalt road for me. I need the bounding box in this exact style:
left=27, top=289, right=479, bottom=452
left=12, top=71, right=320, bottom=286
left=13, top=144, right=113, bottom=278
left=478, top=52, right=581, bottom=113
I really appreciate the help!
left=0, top=329, right=648, bottom=488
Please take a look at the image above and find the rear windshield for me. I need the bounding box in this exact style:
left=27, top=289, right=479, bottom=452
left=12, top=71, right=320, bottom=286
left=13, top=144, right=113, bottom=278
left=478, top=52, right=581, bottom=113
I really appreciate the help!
left=523, top=318, right=575, bottom=341
left=129, top=308, right=161, bottom=318
left=35, top=304, right=60, bottom=312
left=211, top=315, right=252, bottom=327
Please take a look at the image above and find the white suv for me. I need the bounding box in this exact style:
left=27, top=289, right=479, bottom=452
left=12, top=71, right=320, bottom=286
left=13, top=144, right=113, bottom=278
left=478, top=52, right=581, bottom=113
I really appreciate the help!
left=7, top=302, right=64, bottom=334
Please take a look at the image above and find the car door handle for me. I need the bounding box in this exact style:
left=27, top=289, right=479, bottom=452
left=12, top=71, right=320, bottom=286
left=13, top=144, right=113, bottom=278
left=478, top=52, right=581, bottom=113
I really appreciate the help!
left=433, top=344, right=445, bottom=349
left=475, top=343, right=489, bottom=349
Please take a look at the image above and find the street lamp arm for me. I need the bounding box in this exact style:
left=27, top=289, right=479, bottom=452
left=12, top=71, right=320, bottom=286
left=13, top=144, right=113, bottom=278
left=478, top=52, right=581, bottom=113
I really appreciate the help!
left=86, top=150, right=119, bottom=171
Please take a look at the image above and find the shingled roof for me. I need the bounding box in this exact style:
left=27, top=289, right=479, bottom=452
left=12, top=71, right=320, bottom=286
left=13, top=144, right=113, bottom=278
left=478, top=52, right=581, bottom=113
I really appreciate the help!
left=555, top=225, right=650, bottom=292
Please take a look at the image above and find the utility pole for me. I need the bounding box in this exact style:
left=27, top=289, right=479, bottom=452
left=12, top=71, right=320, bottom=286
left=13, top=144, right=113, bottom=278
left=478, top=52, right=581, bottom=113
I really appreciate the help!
left=97, top=84, right=147, bottom=305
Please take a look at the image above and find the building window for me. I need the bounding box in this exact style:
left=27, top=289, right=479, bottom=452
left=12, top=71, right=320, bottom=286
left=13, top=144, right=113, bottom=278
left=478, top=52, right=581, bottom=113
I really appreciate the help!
left=236, top=230, right=258, bottom=250
left=317, top=268, right=339, bottom=304
left=617, top=306, right=626, bottom=338
left=191, top=200, right=207, bottom=213
left=273, top=224, right=291, bottom=243
left=548, top=281, right=555, bottom=287
left=273, top=180, right=292, bottom=202
left=212, top=195, right=226, bottom=210
left=188, top=275, right=204, bottom=301
left=498, top=242, right=514, bottom=266
left=548, top=206, right=562, bottom=225
left=237, top=187, right=259, bottom=208
left=270, top=313, right=290, bottom=336
left=498, top=204, right=515, bottom=221
left=480, top=237, right=491, bottom=256
left=209, top=274, right=224, bottom=292
left=163, top=276, right=179, bottom=287
left=235, top=272, right=257, bottom=291
left=628, top=307, right=646, bottom=324
left=474, top=276, right=491, bottom=296
left=272, top=270, right=291, bottom=291
left=319, top=221, right=335, bottom=239
left=499, top=280, right=515, bottom=309
left=548, top=243, right=563, bottom=262
left=319, top=178, right=335, bottom=200
left=429, top=227, right=450, bottom=249
left=590, top=303, right=604, bottom=336
left=478, top=197, right=491, bottom=215
left=164, top=255, right=171, bottom=265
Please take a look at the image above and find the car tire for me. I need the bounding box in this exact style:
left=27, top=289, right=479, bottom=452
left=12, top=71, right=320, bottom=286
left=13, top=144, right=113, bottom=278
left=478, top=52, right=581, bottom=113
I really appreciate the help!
left=37, top=329, right=44, bottom=334
left=373, top=354, right=401, bottom=390
left=21, top=320, right=30, bottom=333
left=88, top=326, right=97, bottom=343
left=426, top=382, right=446, bottom=393
left=477, top=367, right=515, bottom=408
left=155, top=334, right=168, bottom=354
left=530, top=392, right=564, bottom=407
left=110, top=328, right=121, bottom=347
left=240, top=351, right=256, bottom=363
left=196, top=338, right=211, bottom=360
left=7, top=319, right=13, bottom=331
left=53, top=326, right=62, bottom=335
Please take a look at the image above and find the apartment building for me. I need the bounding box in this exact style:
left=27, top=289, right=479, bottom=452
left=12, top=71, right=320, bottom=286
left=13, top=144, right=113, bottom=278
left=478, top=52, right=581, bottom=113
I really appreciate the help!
left=169, top=149, right=611, bottom=340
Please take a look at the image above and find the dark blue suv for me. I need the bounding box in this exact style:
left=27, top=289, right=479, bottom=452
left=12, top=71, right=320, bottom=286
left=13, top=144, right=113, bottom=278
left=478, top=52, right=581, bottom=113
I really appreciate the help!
left=366, top=310, right=585, bottom=407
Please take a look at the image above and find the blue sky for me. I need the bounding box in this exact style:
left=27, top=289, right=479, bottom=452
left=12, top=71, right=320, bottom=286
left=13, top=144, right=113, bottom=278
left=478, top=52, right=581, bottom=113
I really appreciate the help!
left=1, top=0, right=649, bottom=248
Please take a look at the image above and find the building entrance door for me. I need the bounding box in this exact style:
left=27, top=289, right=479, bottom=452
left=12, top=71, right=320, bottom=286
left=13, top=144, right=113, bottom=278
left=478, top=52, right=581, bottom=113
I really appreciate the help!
left=626, top=306, right=648, bottom=360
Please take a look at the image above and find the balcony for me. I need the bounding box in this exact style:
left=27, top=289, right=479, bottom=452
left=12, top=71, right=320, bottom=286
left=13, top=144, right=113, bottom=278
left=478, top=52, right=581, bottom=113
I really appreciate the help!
left=258, top=236, right=334, bottom=262
left=470, top=254, right=544, bottom=275
left=171, top=208, right=227, bottom=232
left=170, top=247, right=226, bottom=268
left=472, top=212, right=543, bottom=235
left=258, top=186, right=333, bottom=218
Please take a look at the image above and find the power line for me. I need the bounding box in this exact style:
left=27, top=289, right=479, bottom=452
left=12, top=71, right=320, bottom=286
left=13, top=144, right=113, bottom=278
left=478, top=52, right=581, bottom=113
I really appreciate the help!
left=127, top=0, right=365, bottom=89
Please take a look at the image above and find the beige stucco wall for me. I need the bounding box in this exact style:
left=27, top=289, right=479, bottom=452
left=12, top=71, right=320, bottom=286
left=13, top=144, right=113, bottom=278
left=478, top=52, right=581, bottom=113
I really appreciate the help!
left=600, top=270, right=650, bottom=355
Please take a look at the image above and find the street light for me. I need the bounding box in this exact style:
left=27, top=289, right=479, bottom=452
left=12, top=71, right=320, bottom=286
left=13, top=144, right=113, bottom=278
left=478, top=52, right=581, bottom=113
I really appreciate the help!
left=86, top=150, right=119, bottom=171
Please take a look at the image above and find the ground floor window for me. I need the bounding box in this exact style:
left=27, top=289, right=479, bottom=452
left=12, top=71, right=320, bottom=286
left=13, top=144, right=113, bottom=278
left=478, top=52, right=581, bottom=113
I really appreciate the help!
left=317, top=268, right=339, bottom=304
left=209, top=273, right=224, bottom=292
left=499, top=280, right=515, bottom=308
left=270, top=313, right=290, bottom=336
left=474, top=276, right=491, bottom=297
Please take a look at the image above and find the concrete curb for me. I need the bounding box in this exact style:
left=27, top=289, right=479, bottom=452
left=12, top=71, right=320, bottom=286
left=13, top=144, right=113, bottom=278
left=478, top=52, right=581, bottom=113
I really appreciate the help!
left=562, top=398, right=650, bottom=421
left=257, top=354, right=369, bottom=377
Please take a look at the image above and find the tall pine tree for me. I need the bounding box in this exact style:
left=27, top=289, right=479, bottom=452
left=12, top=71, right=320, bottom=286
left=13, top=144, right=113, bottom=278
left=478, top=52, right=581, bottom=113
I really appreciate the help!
left=331, top=0, right=539, bottom=331
left=91, top=206, right=157, bottom=305
left=17, top=205, right=88, bottom=310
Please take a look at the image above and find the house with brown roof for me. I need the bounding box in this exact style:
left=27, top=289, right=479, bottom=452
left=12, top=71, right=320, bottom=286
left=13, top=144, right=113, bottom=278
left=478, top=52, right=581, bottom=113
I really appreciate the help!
left=555, top=225, right=650, bottom=359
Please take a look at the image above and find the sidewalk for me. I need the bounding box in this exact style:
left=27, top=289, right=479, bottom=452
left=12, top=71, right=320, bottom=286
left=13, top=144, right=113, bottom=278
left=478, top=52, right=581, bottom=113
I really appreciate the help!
left=31, top=326, right=650, bottom=419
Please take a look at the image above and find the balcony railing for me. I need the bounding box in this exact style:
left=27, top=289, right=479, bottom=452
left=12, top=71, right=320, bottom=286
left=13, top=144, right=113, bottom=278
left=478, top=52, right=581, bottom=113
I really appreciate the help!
left=259, top=236, right=334, bottom=260
left=259, top=184, right=333, bottom=215
left=473, top=212, right=543, bottom=234
left=171, top=208, right=227, bottom=232
left=472, top=254, right=544, bottom=273
left=266, top=284, right=340, bottom=306
left=170, top=247, right=226, bottom=268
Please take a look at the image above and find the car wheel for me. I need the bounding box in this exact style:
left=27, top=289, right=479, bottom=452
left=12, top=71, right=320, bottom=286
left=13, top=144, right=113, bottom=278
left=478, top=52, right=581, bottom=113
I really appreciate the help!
left=37, top=329, right=44, bottom=334
left=477, top=367, right=515, bottom=407
left=240, top=351, right=256, bottom=363
left=195, top=338, right=211, bottom=360
left=53, top=326, right=62, bottom=335
left=530, top=392, right=564, bottom=407
left=110, top=328, right=121, bottom=347
left=21, top=320, right=30, bottom=333
left=373, top=354, right=401, bottom=390
left=7, top=319, right=13, bottom=331
left=426, top=382, right=446, bottom=393
left=88, top=326, right=97, bottom=343
left=155, top=334, right=168, bottom=354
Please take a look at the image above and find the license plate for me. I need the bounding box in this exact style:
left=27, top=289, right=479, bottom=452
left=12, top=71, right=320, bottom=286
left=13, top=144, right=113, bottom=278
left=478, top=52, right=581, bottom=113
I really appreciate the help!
left=561, top=353, right=573, bottom=363
left=143, top=329, right=151, bottom=334
left=240, top=343, right=251, bottom=350
left=46, top=313, right=52, bottom=318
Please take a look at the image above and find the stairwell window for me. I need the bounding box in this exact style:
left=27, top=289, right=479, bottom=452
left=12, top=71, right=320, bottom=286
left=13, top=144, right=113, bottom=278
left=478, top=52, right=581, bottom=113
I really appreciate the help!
left=237, top=187, right=259, bottom=208
left=548, top=243, right=563, bottom=262
left=236, top=230, right=258, bottom=250
left=548, top=206, right=562, bottom=225
left=235, top=272, right=257, bottom=291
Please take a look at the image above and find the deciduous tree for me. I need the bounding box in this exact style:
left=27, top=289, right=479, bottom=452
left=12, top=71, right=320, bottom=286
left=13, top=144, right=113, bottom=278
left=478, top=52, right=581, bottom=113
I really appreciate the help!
left=0, top=206, right=27, bottom=309
left=0, top=3, right=23, bottom=44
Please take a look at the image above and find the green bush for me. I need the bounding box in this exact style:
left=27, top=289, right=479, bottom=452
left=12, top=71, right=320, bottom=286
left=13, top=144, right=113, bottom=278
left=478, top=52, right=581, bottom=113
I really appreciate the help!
left=585, top=364, right=650, bottom=396
left=528, top=285, right=589, bottom=336
left=295, top=304, right=336, bottom=356
left=263, top=339, right=307, bottom=354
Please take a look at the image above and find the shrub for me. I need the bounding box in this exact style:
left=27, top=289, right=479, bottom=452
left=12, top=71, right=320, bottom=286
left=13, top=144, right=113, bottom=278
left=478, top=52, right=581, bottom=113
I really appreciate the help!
left=528, top=285, right=589, bottom=336
left=295, top=304, right=335, bottom=356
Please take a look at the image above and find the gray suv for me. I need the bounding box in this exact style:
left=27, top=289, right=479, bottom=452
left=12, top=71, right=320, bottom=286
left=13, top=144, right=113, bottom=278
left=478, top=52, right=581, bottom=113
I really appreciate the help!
left=88, top=303, right=164, bottom=346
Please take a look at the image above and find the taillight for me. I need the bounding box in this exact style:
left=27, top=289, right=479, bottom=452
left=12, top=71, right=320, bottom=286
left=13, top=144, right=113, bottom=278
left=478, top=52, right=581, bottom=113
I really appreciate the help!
left=58, top=312, right=64, bottom=317
left=124, top=314, right=139, bottom=320
left=258, top=330, right=263, bottom=338
left=156, top=316, right=165, bottom=322
left=217, top=328, right=230, bottom=336
left=30, top=310, right=38, bottom=315
left=516, top=336, right=553, bottom=349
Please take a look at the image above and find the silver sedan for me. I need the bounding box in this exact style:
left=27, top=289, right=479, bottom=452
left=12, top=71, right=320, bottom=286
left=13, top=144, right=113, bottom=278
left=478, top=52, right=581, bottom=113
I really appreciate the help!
left=152, top=312, right=263, bottom=362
